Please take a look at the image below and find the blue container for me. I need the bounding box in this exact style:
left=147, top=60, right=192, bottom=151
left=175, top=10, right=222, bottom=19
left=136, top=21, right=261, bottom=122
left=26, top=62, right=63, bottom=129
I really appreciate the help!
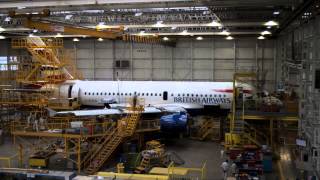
left=160, top=112, right=188, bottom=131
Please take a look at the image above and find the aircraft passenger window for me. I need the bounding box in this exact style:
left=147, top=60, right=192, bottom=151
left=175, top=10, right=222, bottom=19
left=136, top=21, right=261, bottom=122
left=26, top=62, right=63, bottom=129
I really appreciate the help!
left=171, top=93, right=173, bottom=96
left=104, top=93, right=107, bottom=95
left=191, top=94, right=194, bottom=97
left=214, top=94, right=217, bottom=97
left=155, top=93, right=157, bottom=96
left=84, top=92, right=87, bottom=95
left=163, top=91, right=168, bottom=101
left=117, top=93, right=119, bottom=95
left=113, top=93, right=115, bottom=95
left=178, top=94, right=180, bottom=97
left=125, top=93, right=127, bottom=96
left=210, top=94, right=212, bottom=97
left=219, top=94, right=221, bottom=97
left=150, top=93, right=153, bottom=96
left=109, top=93, right=111, bottom=95
left=182, top=94, right=185, bottom=96
left=129, top=93, right=132, bottom=96
left=196, top=94, right=198, bottom=97
left=88, top=93, right=91, bottom=95
left=142, top=93, right=144, bottom=96
left=224, top=95, right=226, bottom=97
left=187, top=94, right=189, bottom=97
left=121, top=93, right=123, bottom=96
left=200, top=94, right=203, bottom=97
left=138, top=93, right=140, bottom=96
left=100, top=93, right=102, bottom=95
left=205, top=95, right=207, bottom=97
left=146, top=93, right=149, bottom=96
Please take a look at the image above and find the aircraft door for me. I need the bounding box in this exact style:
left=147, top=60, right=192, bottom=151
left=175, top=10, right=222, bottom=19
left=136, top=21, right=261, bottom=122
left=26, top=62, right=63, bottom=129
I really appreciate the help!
left=163, top=91, right=168, bottom=101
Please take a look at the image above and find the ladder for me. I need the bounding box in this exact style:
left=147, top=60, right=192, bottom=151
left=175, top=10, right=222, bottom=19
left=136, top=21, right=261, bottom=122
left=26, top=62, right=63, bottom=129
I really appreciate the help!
left=83, top=107, right=143, bottom=174
left=134, top=156, right=151, bottom=174
left=199, top=120, right=214, bottom=140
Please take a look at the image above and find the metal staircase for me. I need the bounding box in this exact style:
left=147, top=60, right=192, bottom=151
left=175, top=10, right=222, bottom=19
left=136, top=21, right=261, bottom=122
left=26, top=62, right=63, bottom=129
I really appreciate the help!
left=11, top=37, right=75, bottom=86
left=82, top=106, right=143, bottom=174
left=134, top=156, right=151, bottom=174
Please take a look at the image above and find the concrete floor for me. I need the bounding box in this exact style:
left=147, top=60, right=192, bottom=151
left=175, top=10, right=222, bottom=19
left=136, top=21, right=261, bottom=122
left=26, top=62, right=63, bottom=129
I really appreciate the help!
left=0, top=135, right=300, bottom=180
left=165, top=138, right=225, bottom=179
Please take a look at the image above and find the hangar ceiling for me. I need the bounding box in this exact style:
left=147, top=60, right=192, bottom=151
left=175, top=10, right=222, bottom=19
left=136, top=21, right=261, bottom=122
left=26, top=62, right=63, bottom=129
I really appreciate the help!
left=0, top=0, right=316, bottom=38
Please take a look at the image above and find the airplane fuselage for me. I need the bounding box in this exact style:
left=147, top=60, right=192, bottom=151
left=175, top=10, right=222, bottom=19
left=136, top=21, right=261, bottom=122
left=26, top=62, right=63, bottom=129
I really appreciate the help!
left=54, top=80, right=252, bottom=110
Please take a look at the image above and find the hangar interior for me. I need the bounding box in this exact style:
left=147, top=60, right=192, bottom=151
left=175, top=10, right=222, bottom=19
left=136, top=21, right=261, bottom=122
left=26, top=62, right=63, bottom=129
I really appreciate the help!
left=0, top=0, right=316, bottom=180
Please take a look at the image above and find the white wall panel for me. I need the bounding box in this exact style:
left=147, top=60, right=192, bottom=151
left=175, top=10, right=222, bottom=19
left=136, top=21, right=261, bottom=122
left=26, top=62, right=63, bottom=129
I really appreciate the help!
left=214, top=48, right=234, bottom=59
left=173, top=60, right=191, bottom=69
left=56, top=38, right=275, bottom=90
left=95, top=49, right=113, bottom=59
left=173, top=69, right=191, bottom=80
left=153, top=60, right=171, bottom=69
left=77, top=49, right=94, bottom=59
left=133, top=48, right=151, bottom=59
left=133, top=60, right=152, bottom=68
left=95, top=69, right=113, bottom=79
left=214, top=70, right=234, bottom=81
left=238, top=48, right=255, bottom=59
left=193, top=70, right=212, bottom=80
left=80, top=69, right=94, bottom=79
left=152, top=69, right=172, bottom=80
left=215, top=60, right=234, bottom=69
left=193, top=60, right=212, bottom=69
left=173, top=48, right=191, bottom=59
left=95, top=59, right=113, bottom=68
left=193, top=48, right=212, bottom=59
left=77, top=60, right=94, bottom=69
left=133, top=69, right=152, bottom=80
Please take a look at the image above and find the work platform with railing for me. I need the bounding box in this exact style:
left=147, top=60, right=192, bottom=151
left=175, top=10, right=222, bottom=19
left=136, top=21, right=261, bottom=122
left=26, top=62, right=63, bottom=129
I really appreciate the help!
left=225, top=72, right=299, bottom=149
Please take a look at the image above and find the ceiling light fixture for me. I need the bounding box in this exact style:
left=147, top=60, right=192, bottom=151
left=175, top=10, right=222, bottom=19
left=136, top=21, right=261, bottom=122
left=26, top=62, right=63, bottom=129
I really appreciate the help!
left=65, top=15, right=73, bottom=20
left=0, top=35, right=5, bottom=39
left=261, top=30, right=271, bottom=35
left=207, top=20, right=222, bottom=27
left=196, top=36, right=203, bottom=40
left=264, top=20, right=279, bottom=26
left=73, top=38, right=79, bottom=42
left=154, top=20, right=165, bottom=28
left=55, top=33, right=63, bottom=38
left=33, top=29, right=38, bottom=33
left=4, top=17, right=11, bottom=22
left=181, top=30, right=188, bottom=35
left=226, top=36, right=234, bottom=40
left=171, top=26, right=177, bottom=30
left=219, top=30, right=230, bottom=36
left=29, top=33, right=35, bottom=37
left=258, top=36, right=265, bottom=40
left=163, top=37, right=169, bottom=41
left=273, top=11, right=280, bottom=15
left=135, top=12, right=143, bottom=16
left=97, top=38, right=104, bottom=41
left=0, top=27, right=5, bottom=32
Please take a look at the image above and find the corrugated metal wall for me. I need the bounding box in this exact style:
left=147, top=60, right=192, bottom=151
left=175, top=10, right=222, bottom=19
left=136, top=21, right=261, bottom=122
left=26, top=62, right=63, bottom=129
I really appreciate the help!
left=64, top=38, right=276, bottom=91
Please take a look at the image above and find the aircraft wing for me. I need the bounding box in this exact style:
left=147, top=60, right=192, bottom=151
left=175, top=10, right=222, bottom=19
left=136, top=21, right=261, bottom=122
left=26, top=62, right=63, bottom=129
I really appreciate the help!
left=54, top=107, right=162, bottom=117
left=153, top=103, right=203, bottom=112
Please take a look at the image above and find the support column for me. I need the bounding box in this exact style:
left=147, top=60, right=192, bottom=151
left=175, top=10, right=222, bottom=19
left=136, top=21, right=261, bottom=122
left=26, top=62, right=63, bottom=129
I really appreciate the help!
left=190, top=40, right=193, bottom=81
left=171, top=47, right=174, bottom=80
left=234, top=41, right=237, bottom=72
left=130, top=42, right=133, bottom=80
left=77, top=138, right=81, bottom=173
left=212, top=37, right=215, bottom=81
left=151, top=44, right=154, bottom=81
left=270, top=119, right=273, bottom=147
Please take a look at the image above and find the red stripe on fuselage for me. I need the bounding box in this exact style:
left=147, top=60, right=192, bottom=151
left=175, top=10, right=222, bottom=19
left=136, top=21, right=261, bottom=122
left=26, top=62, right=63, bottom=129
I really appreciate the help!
left=213, top=89, right=252, bottom=94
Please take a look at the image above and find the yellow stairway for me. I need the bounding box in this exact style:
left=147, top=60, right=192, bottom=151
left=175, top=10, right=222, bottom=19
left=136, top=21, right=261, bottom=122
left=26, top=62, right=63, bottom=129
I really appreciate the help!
left=83, top=107, right=143, bottom=174
left=134, top=156, right=151, bottom=174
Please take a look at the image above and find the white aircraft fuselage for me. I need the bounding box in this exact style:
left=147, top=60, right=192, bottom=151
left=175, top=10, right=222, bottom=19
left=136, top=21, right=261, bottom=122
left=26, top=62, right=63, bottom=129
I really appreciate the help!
left=54, top=80, right=253, bottom=110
